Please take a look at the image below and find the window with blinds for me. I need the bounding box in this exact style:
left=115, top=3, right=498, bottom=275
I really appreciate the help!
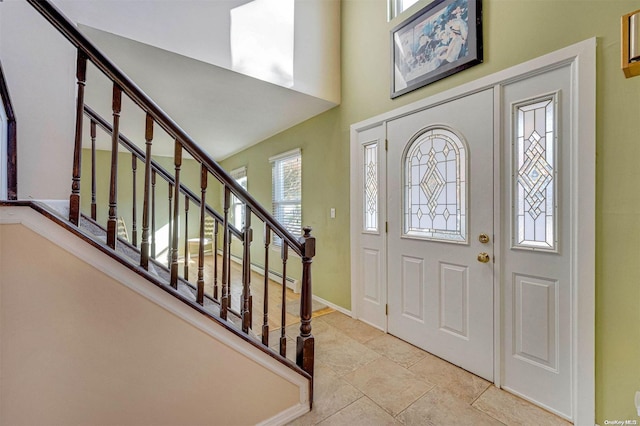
left=270, top=149, right=302, bottom=244
left=230, top=166, right=247, bottom=229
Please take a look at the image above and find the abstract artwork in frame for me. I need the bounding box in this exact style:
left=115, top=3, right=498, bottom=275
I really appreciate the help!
left=391, top=0, right=483, bottom=98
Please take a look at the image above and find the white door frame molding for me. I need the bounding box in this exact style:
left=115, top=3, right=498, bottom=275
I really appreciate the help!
left=350, top=38, right=595, bottom=424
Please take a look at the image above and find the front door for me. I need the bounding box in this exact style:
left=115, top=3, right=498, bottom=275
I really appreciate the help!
left=352, top=41, right=595, bottom=422
left=386, top=88, right=494, bottom=380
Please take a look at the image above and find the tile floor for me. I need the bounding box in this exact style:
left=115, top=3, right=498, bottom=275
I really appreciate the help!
left=287, top=311, right=571, bottom=426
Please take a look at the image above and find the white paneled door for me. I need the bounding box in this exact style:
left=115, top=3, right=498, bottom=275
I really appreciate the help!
left=386, top=89, right=495, bottom=381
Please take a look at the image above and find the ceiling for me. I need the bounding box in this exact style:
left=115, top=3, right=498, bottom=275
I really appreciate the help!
left=79, top=25, right=337, bottom=161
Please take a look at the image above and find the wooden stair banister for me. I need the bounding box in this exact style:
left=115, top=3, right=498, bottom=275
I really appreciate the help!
left=25, top=0, right=303, bottom=251
left=25, top=0, right=315, bottom=383
left=83, top=105, right=243, bottom=240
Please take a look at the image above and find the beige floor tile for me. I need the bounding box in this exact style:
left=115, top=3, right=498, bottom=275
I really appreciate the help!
left=397, top=388, right=505, bottom=426
left=317, top=397, right=400, bottom=426
left=295, top=313, right=570, bottom=426
left=409, top=351, right=491, bottom=403
left=317, top=311, right=354, bottom=328
left=472, top=386, right=571, bottom=426
left=318, top=312, right=385, bottom=343
left=287, top=363, right=364, bottom=425
left=364, top=333, right=427, bottom=368
left=312, top=320, right=381, bottom=376
left=343, top=357, right=435, bottom=416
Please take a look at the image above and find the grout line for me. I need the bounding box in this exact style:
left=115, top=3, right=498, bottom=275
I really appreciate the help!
left=361, top=395, right=396, bottom=422
left=469, top=386, right=509, bottom=426
left=470, top=384, right=492, bottom=406
left=313, top=395, right=366, bottom=425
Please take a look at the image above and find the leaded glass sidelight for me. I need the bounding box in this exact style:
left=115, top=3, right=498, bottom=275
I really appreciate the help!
left=403, top=128, right=467, bottom=243
left=513, top=96, right=557, bottom=250
left=363, top=142, right=378, bottom=232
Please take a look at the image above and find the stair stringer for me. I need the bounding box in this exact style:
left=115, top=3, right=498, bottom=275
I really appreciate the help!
left=0, top=204, right=310, bottom=426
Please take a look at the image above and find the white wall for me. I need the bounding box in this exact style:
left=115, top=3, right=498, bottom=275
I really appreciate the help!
left=294, top=0, right=341, bottom=104
left=52, top=0, right=241, bottom=70
left=53, top=0, right=340, bottom=103
left=0, top=0, right=76, bottom=200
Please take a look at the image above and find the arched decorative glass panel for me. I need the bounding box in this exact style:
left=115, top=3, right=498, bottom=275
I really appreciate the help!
left=513, top=95, right=557, bottom=251
left=403, top=127, right=467, bottom=243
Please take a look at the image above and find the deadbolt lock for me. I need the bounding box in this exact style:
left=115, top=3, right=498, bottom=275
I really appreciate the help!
left=478, top=233, right=490, bottom=244
left=477, top=252, right=491, bottom=263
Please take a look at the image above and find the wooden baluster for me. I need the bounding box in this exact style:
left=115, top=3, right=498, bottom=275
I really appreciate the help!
left=170, top=141, right=181, bottom=288
left=213, top=220, right=219, bottom=300
left=241, top=205, right=253, bottom=333
left=184, top=197, right=189, bottom=281
left=90, top=120, right=97, bottom=220
left=262, top=224, right=271, bottom=346
left=197, top=165, right=208, bottom=305
left=280, top=242, right=288, bottom=357
left=167, top=181, right=173, bottom=267
left=226, top=227, right=232, bottom=309
left=221, top=187, right=230, bottom=319
left=151, top=169, right=157, bottom=259
left=140, top=114, right=154, bottom=270
left=69, top=50, right=87, bottom=226
left=297, top=227, right=316, bottom=377
left=131, top=153, right=138, bottom=247
left=106, top=84, right=122, bottom=249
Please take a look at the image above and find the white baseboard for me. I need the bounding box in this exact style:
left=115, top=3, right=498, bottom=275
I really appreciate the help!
left=226, top=251, right=301, bottom=293
left=312, top=294, right=351, bottom=316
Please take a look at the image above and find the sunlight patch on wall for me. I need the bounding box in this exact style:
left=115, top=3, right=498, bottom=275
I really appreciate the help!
left=230, top=0, right=294, bottom=88
left=154, top=222, right=171, bottom=263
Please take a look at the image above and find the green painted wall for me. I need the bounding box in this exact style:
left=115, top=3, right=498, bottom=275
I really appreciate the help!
left=80, top=149, right=219, bottom=258
left=219, top=0, right=640, bottom=422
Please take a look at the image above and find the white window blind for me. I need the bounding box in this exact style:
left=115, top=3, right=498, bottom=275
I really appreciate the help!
left=230, top=167, right=247, bottom=229
left=270, top=149, right=302, bottom=243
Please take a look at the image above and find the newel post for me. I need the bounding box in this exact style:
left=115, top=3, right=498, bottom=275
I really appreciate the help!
left=297, top=226, right=315, bottom=377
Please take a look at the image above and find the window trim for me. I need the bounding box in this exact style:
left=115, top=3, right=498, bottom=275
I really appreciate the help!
left=268, top=148, right=301, bottom=163
left=229, top=166, right=247, bottom=230
left=388, top=0, right=420, bottom=21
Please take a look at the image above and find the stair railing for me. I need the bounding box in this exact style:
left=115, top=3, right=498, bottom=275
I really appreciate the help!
left=0, top=60, right=17, bottom=200
left=26, top=0, right=315, bottom=379
left=84, top=105, right=245, bottom=320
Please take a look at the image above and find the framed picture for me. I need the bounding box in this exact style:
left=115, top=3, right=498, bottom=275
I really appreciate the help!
left=391, top=0, right=483, bottom=98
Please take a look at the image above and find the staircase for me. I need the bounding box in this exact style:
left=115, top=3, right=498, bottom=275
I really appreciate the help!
left=0, top=0, right=316, bottom=422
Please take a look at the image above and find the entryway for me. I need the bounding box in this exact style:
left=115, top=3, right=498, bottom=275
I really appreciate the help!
left=350, top=39, right=595, bottom=424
